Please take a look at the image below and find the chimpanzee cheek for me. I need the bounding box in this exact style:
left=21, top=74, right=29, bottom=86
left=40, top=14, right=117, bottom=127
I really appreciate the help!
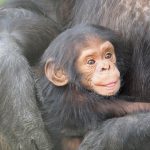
left=114, top=67, right=121, bottom=80
left=79, top=72, right=94, bottom=90
left=91, top=73, right=106, bottom=85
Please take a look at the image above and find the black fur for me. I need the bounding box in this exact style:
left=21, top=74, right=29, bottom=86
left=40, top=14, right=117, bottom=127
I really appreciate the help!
left=0, top=1, right=60, bottom=149
left=39, top=24, right=133, bottom=150
left=56, top=0, right=150, bottom=149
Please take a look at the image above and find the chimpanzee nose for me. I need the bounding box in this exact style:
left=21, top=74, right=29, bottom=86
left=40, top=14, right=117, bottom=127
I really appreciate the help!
left=96, top=61, right=111, bottom=72
left=101, top=64, right=110, bottom=71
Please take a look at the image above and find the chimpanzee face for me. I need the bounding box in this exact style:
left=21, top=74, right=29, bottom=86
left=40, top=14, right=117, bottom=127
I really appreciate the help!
left=76, top=38, right=120, bottom=96
left=44, top=26, right=121, bottom=96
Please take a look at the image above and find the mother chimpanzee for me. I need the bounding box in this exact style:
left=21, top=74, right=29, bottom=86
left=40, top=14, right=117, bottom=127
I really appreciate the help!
left=54, top=0, right=150, bottom=149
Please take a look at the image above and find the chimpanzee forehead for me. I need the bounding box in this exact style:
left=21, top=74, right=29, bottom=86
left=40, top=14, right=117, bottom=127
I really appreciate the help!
left=77, top=40, right=115, bottom=58
left=73, top=35, right=105, bottom=52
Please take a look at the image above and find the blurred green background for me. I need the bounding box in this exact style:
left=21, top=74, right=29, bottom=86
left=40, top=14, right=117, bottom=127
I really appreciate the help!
left=0, top=0, right=5, bottom=5
left=0, top=0, right=33, bottom=5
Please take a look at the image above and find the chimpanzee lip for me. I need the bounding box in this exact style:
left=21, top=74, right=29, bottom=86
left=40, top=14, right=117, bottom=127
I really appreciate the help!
left=103, top=81, right=117, bottom=87
left=95, top=80, right=118, bottom=87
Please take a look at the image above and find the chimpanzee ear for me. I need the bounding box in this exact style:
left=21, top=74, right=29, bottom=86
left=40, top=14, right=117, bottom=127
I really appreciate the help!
left=45, top=60, right=69, bottom=86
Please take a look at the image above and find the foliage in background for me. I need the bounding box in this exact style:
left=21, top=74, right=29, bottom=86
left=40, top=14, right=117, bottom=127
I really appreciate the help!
left=0, top=0, right=5, bottom=5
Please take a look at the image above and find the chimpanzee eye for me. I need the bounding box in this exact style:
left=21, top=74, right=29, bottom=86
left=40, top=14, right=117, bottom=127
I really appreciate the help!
left=105, top=52, right=112, bottom=59
left=87, top=59, right=95, bottom=65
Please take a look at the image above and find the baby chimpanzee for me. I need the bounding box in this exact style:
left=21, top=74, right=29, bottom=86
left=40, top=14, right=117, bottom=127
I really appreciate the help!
left=39, top=24, right=150, bottom=150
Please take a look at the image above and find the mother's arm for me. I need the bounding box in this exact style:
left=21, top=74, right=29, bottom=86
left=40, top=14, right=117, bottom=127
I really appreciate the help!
left=79, top=112, right=150, bottom=150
